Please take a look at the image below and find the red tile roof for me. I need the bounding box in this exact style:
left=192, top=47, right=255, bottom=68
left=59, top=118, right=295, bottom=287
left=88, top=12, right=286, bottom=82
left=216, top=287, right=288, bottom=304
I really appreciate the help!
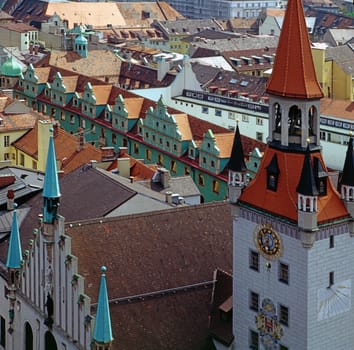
left=13, top=122, right=102, bottom=173
left=266, top=0, right=323, bottom=99
left=240, top=147, right=348, bottom=223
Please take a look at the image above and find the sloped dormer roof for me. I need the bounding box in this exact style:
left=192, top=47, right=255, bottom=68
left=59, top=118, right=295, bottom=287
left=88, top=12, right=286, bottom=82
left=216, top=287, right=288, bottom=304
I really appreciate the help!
left=266, top=0, right=323, bottom=99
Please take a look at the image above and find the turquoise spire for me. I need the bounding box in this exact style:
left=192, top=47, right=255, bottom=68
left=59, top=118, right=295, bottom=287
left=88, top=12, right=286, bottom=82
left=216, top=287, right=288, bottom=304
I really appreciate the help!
left=43, top=130, right=61, bottom=223
left=93, top=266, right=113, bottom=344
left=6, top=205, right=22, bottom=269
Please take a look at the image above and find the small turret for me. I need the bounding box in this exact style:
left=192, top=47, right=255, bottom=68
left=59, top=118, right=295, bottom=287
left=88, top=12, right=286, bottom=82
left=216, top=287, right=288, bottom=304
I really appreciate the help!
left=339, top=135, right=354, bottom=235
left=92, top=266, right=113, bottom=350
left=75, top=33, right=88, bottom=58
left=297, top=145, right=319, bottom=247
left=42, top=129, right=61, bottom=224
left=6, top=204, right=22, bottom=330
left=227, top=123, right=247, bottom=205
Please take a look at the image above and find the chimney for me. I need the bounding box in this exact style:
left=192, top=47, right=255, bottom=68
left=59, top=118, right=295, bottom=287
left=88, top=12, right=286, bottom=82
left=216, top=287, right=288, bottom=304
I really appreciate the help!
left=118, top=147, right=128, bottom=157
left=157, top=56, right=170, bottom=82
left=53, top=120, right=59, bottom=137
left=77, top=127, right=85, bottom=151
left=159, top=168, right=170, bottom=188
left=165, top=191, right=172, bottom=204
left=34, top=45, right=39, bottom=55
left=129, top=176, right=134, bottom=183
left=7, top=189, right=14, bottom=211
left=29, top=43, right=33, bottom=54
left=37, top=120, right=52, bottom=171
left=100, top=147, right=115, bottom=160
left=117, top=158, right=130, bottom=178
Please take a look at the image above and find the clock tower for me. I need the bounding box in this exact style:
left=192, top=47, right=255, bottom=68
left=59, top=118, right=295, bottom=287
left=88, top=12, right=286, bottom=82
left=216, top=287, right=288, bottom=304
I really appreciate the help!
left=231, top=0, right=354, bottom=347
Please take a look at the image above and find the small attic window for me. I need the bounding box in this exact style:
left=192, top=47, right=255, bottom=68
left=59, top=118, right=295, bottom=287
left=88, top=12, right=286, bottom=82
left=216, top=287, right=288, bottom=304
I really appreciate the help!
left=0, top=118, right=3, bottom=126
left=266, top=154, right=280, bottom=192
left=314, top=157, right=327, bottom=196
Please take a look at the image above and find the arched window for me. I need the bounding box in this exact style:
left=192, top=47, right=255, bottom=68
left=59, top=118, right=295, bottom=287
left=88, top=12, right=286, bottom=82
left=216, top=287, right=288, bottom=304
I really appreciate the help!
left=25, top=322, right=33, bottom=350
left=308, top=105, right=316, bottom=136
left=288, top=105, right=301, bottom=136
left=45, top=331, right=57, bottom=350
left=274, top=103, right=282, bottom=132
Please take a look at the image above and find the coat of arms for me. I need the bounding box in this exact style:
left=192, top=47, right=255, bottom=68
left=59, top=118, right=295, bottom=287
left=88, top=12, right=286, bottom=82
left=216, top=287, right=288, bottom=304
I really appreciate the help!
left=255, top=298, right=283, bottom=350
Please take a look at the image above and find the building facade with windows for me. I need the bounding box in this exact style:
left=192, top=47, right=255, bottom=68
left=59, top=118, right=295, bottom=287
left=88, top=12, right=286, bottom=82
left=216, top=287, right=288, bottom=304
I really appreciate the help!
left=13, top=64, right=265, bottom=202
left=166, top=0, right=280, bottom=19
left=227, top=0, right=354, bottom=347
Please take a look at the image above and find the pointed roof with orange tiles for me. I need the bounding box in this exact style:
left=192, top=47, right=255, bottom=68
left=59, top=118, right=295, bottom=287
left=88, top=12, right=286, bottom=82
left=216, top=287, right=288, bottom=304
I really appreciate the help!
left=266, top=0, right=323, bottom=99
left=239, top=147, right=349, bottom=224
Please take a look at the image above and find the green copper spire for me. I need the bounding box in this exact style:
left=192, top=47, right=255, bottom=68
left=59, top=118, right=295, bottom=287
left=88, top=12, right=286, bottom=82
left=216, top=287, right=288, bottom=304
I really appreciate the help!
left=93, top=266, right=113, bottom=344
left=6, top=205, right=22, bottom=269
left=43, top=130, right=61, bottom=223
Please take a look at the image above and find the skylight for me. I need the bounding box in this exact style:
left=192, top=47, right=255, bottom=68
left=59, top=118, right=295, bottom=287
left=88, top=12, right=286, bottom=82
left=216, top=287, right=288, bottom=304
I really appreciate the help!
left=240, top=81, right=249, bottom=87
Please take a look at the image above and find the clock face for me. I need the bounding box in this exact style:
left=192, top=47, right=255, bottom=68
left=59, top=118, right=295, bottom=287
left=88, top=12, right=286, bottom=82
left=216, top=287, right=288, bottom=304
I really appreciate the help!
left=318, top=279, right=351, bottom=321
left=254, top=224, right=282, bottom=259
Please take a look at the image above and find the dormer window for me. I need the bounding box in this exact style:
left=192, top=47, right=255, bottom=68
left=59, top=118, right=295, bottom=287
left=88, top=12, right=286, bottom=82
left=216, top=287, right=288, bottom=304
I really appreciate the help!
left=266, top=154, right=280, bottom=191
left=314, top=157, right=327, bottom=196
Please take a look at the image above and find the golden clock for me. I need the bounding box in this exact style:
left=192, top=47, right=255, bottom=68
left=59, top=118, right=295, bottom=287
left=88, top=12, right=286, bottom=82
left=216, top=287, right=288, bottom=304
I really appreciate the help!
left=254, top=224, right=282, bottom=259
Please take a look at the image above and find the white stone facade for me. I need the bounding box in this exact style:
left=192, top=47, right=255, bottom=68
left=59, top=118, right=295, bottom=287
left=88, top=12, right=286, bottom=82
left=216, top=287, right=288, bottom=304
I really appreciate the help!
left=233, top=208, right=354, bottom=349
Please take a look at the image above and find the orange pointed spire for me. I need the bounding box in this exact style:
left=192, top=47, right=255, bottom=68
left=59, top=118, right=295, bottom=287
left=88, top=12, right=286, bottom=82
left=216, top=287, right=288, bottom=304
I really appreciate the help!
left=266, top=0, right=323, bottom=99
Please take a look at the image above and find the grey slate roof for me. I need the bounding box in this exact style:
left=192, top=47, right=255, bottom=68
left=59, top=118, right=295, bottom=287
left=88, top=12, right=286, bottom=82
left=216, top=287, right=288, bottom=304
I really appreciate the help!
left=326, top=44, right=354, bottom=75
left=189, top=35, right=279, bottom=53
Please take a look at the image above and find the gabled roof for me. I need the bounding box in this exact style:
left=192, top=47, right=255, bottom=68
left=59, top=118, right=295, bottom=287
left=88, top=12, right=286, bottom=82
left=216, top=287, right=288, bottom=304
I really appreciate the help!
left=320, top=98, right=354, bottom=120
left=119, top=61, right=176, bottom=89
left=12, top=122, right=102, bottom=173
left=326, top=44, right=354, bottom=76
left=305, top=8, right=354, bottom=34
left=35, top=50, right=123, bottom=82
left=66, top=201, right=232, bottom=349
left=266, top=0, right=323, bottom=98
left=239, top=147, right=348, bottom=223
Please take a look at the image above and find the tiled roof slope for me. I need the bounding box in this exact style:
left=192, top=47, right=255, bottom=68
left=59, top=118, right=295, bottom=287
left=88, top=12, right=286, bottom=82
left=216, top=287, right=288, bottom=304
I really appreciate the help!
left=320, top=98, right=354, bottom=119
left=305, top=8, right=354, bottom=33
left=223, top=47, right=277, bottom=73
left=19, top=166, right=136, bottom=237
left=0, top=96, right=41, bottom=131
left=119, top=61, right=176, bottom=89
left=5, top=0, right=183, bottom=28
left=34, top=50, right=123, bottom=84
left=266, top=0, right=323, bottom=98
left=240, top=147, right=349, bottom=223
left=204, top=69, right=268, bottom=98
left=12, top=123, right=102, bottom=173
left=117, top=1, right=184, bottom=26
left=66, top=201, right=232, bottom=350
left=189, top=36, right=279, bottom=54
left=325, top=44, right=354, bottom=76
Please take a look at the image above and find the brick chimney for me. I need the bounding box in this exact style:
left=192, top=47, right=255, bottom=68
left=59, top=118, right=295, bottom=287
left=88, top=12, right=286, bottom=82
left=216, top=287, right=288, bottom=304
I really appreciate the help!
left=7, top=189, right=14, bottom=211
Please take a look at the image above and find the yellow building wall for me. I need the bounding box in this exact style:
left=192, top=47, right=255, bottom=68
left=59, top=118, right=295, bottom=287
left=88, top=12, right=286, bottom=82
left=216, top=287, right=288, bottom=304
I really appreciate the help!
left=0, top=129, right=30, bottom=163
left=169, top=34, right=189, bottom=54
left=312, top=47, right=353, bottom=100
left=332, top=61, right=352, bottom=100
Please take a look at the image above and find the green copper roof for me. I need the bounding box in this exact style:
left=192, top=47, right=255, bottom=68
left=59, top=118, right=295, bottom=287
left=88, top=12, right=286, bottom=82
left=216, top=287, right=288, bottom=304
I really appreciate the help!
left=6, top=206, right=22, bottom=269
left=43, top=133, right=61, bottom=199
left=1, top=56, right=22, bottom=77
left=93, top=266, right=113, bottom=344
left=75, top=34, right=88, bottom=45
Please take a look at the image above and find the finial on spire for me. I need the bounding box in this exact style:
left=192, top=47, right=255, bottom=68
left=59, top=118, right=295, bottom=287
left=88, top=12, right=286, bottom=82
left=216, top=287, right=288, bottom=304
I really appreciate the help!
left=6, top=202, right=22, bottom=269
left=93, top=266, right=113, bottom=345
